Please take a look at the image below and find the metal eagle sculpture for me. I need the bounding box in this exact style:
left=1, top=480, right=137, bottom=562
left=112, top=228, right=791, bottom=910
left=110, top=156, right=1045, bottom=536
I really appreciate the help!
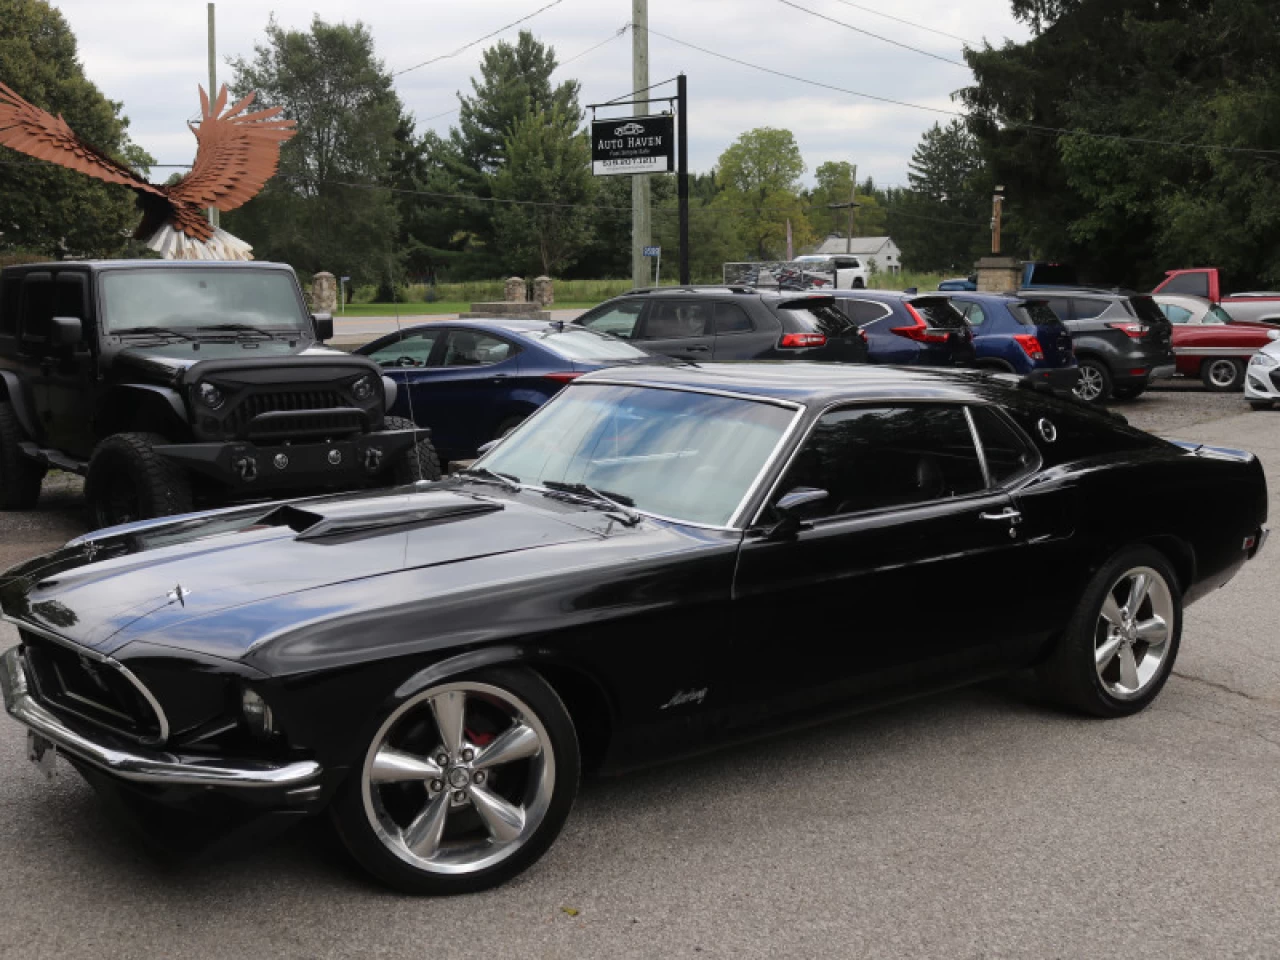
left=0, top=83, right=295, bottom=260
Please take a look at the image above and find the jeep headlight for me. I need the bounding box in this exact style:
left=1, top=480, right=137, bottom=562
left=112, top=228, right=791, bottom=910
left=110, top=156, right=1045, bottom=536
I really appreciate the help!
left=196, top=381, right=225, bottom=409
left=1250, top=352, right=1278, bottom=369
left=351, top=375, right=376, bottom=402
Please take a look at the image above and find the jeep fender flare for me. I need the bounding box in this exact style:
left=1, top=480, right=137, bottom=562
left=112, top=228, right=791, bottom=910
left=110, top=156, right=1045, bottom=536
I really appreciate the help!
left=0, top=370, right=39, bottom=441
left=104, top=384, right=189, bottom=435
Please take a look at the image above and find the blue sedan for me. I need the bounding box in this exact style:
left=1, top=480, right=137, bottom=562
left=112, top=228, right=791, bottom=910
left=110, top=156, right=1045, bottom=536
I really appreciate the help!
left=944, top=293, right=1079, bottom=393
left=356, top=318, right=671, bottom=464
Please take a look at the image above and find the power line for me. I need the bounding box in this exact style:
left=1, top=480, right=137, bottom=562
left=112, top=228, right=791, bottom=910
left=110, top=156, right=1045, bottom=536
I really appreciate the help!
left=393, top=0, right=565, bottom=76
left=776, top=0, right=967, bottom=68
left=828, top=0, right=978, bottom=46
left=635, top=23, right=1280, bottom=157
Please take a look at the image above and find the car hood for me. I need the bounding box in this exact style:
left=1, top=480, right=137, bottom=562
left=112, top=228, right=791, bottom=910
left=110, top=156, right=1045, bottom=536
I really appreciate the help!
left=0, top=486, right=605, bottom=658
left=113, top=340, right=351, bottom=385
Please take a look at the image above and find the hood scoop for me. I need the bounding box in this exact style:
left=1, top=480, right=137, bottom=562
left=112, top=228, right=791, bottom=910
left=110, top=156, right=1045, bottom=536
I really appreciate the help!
left=256, top=499, right=505, bottom=543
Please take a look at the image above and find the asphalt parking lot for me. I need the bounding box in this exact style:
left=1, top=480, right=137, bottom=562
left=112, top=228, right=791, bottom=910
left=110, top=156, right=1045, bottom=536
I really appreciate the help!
left=0, top=383, right=1277, bottom=960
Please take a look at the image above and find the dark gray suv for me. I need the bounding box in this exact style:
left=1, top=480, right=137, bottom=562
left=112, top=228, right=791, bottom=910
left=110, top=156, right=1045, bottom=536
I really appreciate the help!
left=1021, top=289, right=1175, bottom=402
left=571, top=286, right=870, bottom=365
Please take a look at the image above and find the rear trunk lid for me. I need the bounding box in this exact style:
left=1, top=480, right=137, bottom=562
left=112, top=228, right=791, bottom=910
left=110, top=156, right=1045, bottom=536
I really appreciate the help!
left=1014, top=299, right=1075, bottom=367
left=907, top=296, right=975, bottom=366
left=773, top=295, right=868, bottom=363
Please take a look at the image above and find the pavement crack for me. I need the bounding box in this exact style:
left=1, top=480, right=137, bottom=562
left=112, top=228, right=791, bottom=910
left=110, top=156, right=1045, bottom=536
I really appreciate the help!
left=1171, top=670, right=1268, bottom=704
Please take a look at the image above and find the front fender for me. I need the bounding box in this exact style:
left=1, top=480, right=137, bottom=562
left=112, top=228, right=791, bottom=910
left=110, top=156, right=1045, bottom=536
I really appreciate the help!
left=0, top=370, right=39, bottom=440
left=107, top=383, right=189, bottom=431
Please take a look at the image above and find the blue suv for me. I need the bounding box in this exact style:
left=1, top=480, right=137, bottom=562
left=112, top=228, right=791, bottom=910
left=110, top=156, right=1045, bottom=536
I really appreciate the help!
left=945, top=293, right=1078, bottom=393
left=829, top=290, right=975, bottom=367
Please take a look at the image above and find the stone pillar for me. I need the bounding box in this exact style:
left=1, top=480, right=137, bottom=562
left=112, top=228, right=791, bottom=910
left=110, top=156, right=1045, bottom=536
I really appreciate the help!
left=533, top=276, right=554, bottom=307
left=973, top=256, right=1021, bottom=294
left=504, top=276, right=527, bottom=303
left=311, top=272, right=338, bottom=313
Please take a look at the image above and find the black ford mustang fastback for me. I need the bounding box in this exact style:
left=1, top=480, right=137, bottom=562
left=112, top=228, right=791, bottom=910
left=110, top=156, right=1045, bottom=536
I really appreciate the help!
left=0, top=363, right=1268, bottom=894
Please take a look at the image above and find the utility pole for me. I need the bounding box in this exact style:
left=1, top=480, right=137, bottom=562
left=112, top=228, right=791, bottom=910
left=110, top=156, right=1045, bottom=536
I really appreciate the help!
left=631, top=0, right=650, bottom=288
left=206, top=2, right=219, bottom=228
left=991, top=185, right=1005, bottom=254
left=826, top=163, right=859, bottom=255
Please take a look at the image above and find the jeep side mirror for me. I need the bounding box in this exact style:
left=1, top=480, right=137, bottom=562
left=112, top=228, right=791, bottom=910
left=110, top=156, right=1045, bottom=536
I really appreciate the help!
left=312, top=312, right=333, bottom=341
left=50, top=316, right=82, bottom=346
left=764, top=487, right=828, bottom=540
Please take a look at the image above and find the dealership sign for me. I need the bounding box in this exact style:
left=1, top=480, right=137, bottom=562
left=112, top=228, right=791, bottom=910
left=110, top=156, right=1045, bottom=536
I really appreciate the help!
left=591, top=115, right=675, bottom=176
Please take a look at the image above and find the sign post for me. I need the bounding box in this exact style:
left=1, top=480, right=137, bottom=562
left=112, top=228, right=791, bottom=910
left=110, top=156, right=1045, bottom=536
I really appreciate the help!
left=677, top=74, right=689, bottom=285
left=643, top=245, right=661, bottom=286
left=339, top=275, right=350, bottom=314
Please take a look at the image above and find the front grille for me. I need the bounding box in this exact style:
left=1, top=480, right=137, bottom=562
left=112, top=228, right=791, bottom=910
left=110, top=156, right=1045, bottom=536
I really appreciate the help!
left=22, top=636, right=164, bottom=743
left=225, top=389, right=348, bottom=437
left=247, top=409, right=366, bottom=440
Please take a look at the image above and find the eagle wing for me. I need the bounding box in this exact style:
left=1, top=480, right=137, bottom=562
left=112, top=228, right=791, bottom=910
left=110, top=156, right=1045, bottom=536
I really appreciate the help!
left=166, top=85, right=296, bottom=213
left=0, top=81, right=163, bottom=196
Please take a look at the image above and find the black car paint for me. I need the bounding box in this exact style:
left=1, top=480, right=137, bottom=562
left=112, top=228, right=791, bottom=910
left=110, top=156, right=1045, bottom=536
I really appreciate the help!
left=0, top=364, right=1266, bottom=819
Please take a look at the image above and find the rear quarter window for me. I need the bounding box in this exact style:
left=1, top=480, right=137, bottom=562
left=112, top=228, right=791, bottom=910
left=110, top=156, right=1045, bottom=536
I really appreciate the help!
left=909, top=297, right=966, bottom=329
left=1013, top=302, right=1063, bottom=327
left=1000, top=394, right=1170, bottom=467
left=833, top=298, right=892, bottom=327
left=776, top=300, right=857, bottom=336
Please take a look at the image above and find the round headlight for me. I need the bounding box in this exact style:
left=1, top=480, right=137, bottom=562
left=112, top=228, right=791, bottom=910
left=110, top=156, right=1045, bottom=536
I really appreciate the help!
left=352, top=375, right=376, bottom=402
left=241, top=688, right=275, bottom=738
left=197, top=382, right=224, bottom=409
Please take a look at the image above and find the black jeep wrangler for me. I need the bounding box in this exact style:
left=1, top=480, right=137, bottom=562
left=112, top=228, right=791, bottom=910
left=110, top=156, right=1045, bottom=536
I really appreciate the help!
left=0, top=260, right=440, bottom=526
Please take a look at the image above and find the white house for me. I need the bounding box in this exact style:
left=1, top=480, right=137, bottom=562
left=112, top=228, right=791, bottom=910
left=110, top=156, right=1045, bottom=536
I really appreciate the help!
left=811, top=235, right=902, bottom=275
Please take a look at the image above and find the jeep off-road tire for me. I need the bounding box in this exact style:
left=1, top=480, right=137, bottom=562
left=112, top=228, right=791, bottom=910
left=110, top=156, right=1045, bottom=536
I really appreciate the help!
left=85, top=432, right=193, bottom=528
left=0, top=401, right=45, bottom=510
left=384, top=416, right=442, bottom=484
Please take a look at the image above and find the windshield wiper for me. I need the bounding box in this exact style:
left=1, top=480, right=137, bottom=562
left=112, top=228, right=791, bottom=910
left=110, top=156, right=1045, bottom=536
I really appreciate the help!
left=113, top=326, right=196, bottom=341
left=542, top=481, right=642, bottom=526
left=196, top=323, right=282, bottom=339
left=457, top=467, right=522, bottom=493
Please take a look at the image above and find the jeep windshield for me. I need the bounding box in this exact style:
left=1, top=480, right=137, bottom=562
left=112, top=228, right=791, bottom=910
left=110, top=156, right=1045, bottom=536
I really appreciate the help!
left=474, top=382, right=799, bottom=527
left=100, top=268, right=307, bottom=335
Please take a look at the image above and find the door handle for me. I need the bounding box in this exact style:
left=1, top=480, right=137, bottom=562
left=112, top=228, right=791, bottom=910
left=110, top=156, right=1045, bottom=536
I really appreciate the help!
left=980, top=507, right=1022, bottom=524
left=684, top=345, right=710, bottom=353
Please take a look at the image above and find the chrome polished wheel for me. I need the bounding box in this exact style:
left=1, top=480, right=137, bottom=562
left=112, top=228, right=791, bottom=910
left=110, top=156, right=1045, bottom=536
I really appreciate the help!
left=1074, top=364, right=1105, bottom=402
left=1206, top=359, right=1240, bottom=389
left=1094, top=566, right=1174, bottom=700
left=361, top=681, right=555, bottom=876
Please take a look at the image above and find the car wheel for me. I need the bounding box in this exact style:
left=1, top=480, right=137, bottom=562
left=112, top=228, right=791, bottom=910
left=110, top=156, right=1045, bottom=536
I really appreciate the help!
left=330, top=666, right=580, bottom=895
left=0, top=401, right=45, bottom=510
left=1248, top=400, right=1273, bottom=411
left=384, top=416, right=442, bottom=484
left=852, top=278, right=865, bottom=289
left=1202, top=358, right=1244, bottom=392
left=1111, top=385, right=1146, bottom=400
left=1072, top=360, right=1112, bottom=403
left=84, top=432, right=192, bottom=528
left=1038, top=546, right=1182, bottom=717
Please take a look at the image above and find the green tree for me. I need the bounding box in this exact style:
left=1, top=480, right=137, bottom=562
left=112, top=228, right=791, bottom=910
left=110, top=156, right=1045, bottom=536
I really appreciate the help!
left=225, top=16, right=403, bottom=286
left=0, top=0, right=154, bottom=258
left=962, top=0, right=1280, bottom=287
left=490, top=105, right=595, bottom=276
left=715, top=127, right=812, bottom=259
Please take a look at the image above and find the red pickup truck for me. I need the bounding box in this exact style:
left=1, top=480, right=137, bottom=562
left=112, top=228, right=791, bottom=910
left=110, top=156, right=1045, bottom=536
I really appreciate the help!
left=1153, top=269, right=1280, bottom=326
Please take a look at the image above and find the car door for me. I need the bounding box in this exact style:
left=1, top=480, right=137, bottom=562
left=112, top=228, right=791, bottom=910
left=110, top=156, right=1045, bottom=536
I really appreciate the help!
left=711, top=300, right=765, bottom=360
left=20, top=271, right=97, bottom=458
left=729, top=402, right=1025, bottom=725
left=634, top=299, right=716, bottom=361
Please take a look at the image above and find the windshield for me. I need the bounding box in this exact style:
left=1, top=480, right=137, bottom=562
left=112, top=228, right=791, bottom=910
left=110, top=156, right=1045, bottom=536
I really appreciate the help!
left=531, top=327, right=657, bottom=362
left=476, top=383, right=798, bottom=526
left=101, top=269, right=306, bottom=332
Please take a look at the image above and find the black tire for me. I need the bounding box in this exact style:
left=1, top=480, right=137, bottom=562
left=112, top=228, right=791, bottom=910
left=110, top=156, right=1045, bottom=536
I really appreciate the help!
left=330, top=665, right=580, bottom=895
left=384, top=416, right=442, bottom=484
left=1111, top=385, right=1146, bottom=400
left=1248, top=400, right=1273, bottom=411
left=1072, top=358, right=1113, bottom=403
left=1037, top=545, right=1183, bottom=718
left=0, top=401, right=45, bottom=510
left=852, top=278, right=865, bottom=289
left=1201, top=357, right=1244, bottom=392
left=84, top=432, right=193, bottom=528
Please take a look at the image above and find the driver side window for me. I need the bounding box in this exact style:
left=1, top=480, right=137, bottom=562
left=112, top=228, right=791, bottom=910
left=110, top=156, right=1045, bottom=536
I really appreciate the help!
left=368, top=329, right=442, bottom=367
left=578, top=300, right=644, bottom=339
left=771, top=404, right=986, bottom=522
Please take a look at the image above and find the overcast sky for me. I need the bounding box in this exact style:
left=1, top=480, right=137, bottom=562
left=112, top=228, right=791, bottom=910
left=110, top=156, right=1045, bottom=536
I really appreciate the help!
left=52, top=0, right=1031, bottom=187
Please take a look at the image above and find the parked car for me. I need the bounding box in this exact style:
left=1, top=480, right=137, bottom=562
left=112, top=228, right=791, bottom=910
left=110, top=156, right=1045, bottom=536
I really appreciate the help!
left=1021, top=261, right=1079, bottom=288
left=1152, top=268, right=1280, bottom=326
left=1025, top=288, right=1176, bottom=402
left=1243, top=338, right=1280, bottom=409
left=1, top=363, right=1267, bottom=894
left=0, top=260, right=437, bottom=525
left=945, top=293, right=1078, bottom=392
left=356, top=319, right=674, bottom=465
left=829, top=289, right=976, bottom=367
left=1154, top=294, right=1280, bottom=391
left=571, top=287, right=870, bottom=366
left=937, top=277, right=977, bottom=291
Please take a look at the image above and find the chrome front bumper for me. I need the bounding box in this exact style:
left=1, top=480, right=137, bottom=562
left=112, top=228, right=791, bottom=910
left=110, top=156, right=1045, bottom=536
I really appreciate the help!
left=0, top=646, right=321, bottom=790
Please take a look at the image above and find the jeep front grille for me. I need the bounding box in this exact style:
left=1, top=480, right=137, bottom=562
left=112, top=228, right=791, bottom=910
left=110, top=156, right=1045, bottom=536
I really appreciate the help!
left=225, top=389, right=348, bottom=437
left=21, top=634, right=165, bottom=744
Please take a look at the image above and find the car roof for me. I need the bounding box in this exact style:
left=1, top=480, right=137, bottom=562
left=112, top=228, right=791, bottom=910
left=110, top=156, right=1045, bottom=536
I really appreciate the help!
left=1017, top=286, right=1142, bottom=298
left=4, top=260, right=294, bottom=273
left=574, top=360, right=999, bottom=406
